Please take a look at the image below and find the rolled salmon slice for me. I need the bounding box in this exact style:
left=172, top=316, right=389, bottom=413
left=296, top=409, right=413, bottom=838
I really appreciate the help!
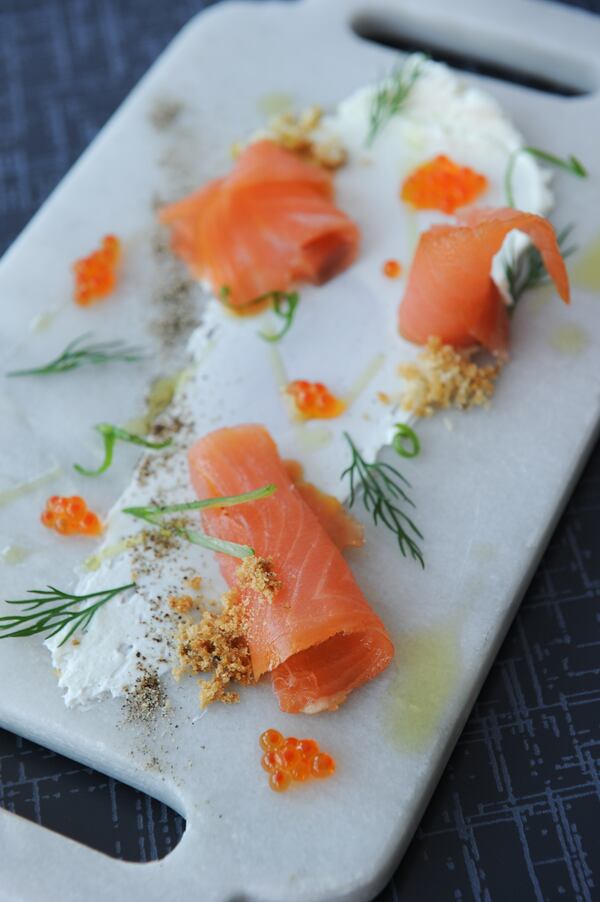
left=188, top=425, right=394, bottom=714
left=159, top=140, right=360, bottom=307
left=398, top=207, right=570, bottom=353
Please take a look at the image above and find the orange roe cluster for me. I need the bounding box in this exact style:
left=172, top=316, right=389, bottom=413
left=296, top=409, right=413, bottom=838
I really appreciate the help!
left=286, top=380, right=346, bottom=420
left=259, top=729, right=336, bottom=793
left=73, top=235, right=121, bottom=306
left=401, top=154, right=488, bottom=215
left=383, top=259, right=403, bottom=279
left=41, top=496, right=103, bottom=537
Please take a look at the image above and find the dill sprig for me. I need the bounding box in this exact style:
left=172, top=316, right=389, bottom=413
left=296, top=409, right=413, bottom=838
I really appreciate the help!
left=7, top=333, right=146, bottom=378
left=341, top=432, right=424, bottom=566
left=505, top=147, right=587, bottom=208
left=74, top=424, right=172, bottom=477
left=504, top=223, right=576, bottom=305
left=259, top=291, right=299, bottom=342
left=366, top=56, right=425, bottom=148
left=123, top=483, right=277, bottom=559
left=0, top=582, right=135, bottom=645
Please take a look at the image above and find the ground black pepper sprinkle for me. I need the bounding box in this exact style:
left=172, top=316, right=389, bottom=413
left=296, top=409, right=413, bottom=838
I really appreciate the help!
left=149, top=98, right=184, bottom=131
left=149, top=228, right=201, bottom=349
left=123, top=667, right=168, bottom=725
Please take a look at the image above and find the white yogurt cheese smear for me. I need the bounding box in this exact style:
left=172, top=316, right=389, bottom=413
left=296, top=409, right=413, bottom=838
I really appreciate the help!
left=48, top=56, right=553, bottom=706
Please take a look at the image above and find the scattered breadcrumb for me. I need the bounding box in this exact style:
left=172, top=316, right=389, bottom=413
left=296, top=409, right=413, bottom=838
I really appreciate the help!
left=238, top=106, right=347, bottom=170
left=169, top=594, right=195, bottom=614
left=236, top=556, right=281, bottom=603
left=377, top=391, right=391, bottom=405
left=177, top=590, right=253, bottom=707
left=398, top=337, right=505, bottom=417
left=186, top=575, right=203, bottom=592
left=174, top=559, right=281, bottom=709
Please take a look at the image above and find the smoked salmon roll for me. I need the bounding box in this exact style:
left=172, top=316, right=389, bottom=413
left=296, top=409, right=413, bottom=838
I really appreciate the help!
left=160, top=141, right=360, bottom=308
left=188, top=425, right=394, bottom=713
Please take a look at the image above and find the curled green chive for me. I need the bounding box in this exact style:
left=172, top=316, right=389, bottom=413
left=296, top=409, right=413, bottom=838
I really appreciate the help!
left=74, top=424, right=172, bottom=477
left=392, top=423, right=420, bottom=459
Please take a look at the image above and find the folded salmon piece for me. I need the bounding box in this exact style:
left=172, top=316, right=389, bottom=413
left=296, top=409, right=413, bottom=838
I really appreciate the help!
left=188, top=425, right=394, bottom=713
left=398, top=207, right=570, bottom=353
left=159, top=140, right=360, bottom=308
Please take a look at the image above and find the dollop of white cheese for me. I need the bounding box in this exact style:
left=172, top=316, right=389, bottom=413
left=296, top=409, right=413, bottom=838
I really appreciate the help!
left=326, top=55, right=553, bottom=295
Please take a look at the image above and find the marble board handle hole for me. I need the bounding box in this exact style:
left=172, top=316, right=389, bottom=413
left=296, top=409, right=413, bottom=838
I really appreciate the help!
left=351, top=10, right=597, bottom=97
left=0, top=727, right=186, bottom=863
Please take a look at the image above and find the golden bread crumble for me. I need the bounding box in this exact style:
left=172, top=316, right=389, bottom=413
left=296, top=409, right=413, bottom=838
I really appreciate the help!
left=175, top=555, right=281, bottom=708
left=234, top=106, right=347, bottom=170
left=236, top=555, right=281, bottom=603
left=399, top=337, right=505, bottom=417
left=177, top=589, right=253, bottom=707
left=169, top=594, right=195, bottom=614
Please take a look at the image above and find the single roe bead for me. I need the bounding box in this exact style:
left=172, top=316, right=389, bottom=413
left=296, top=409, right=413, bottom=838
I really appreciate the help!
left=290, top=760, right=312, bottom=782
left=261, top=751, right=279, bottom=773
left=269, top=770, right=291, bottom=793
left=259, top=728, right=284, bottom=751
left=67, top=497, right=85, bottom=517
left=280, top=744, right=300, bottom=769
left=383, top=259, right=402, bottom=279
left=297, top=738, right=319, bottom=759
left=312, top=752, right=336, bottom=779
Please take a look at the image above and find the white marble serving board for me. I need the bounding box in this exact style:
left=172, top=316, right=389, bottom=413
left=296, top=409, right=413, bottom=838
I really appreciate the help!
left=1, top=0, right=600, bottom=900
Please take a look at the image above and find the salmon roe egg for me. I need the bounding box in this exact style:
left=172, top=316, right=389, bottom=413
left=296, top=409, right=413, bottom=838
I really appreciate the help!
left=286, top=380, right=346, bottom=420
left=259, top=728, right=284, bottom=752
left=279, top=743, right=300, bottom=769
left=67, top=497, right=85, bottom=517
left=383, top=259, right=402, bottom=279
left=269, top=770, right=291, bottom=793
left=290, top=760, right=312, bottom=783
left=55, top=517, right=72, bottom=536
left=261, top=751, right=279, bottom=773
left=73, top=234, right=121, bottom=307
left=41, top=495, right=103, bottom=537
left=297, top=738, right=319, bottom=759
left=312, top=752, right=336, bottom=779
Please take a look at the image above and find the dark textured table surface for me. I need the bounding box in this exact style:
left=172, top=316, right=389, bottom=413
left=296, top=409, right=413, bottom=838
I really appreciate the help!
left=1, top=1, right=599, bottom=899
